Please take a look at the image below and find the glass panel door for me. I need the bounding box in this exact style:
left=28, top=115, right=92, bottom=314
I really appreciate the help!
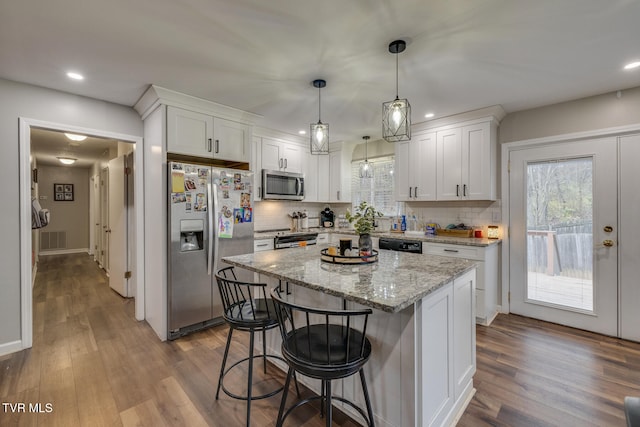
left=509, top=138, right=617, bottom=336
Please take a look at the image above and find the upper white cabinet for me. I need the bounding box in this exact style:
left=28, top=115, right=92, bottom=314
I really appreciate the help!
left=261, top=137, right=303, bottom=173
left=436, top=121, right=496, bottom=201
left=329, top=148, right=351, bottom=203
left=167, top=106, right=213, bottom=157
left=304, top=152, right=329, bottom=202
left=395, top=132, right=437, bottom=201
left=167, top=105, right=250, bottom=163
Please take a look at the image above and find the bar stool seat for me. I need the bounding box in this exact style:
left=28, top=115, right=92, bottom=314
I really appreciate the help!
left=271, top=287, right=375, bottom=427
left=215, top=267, right=298, bottom=427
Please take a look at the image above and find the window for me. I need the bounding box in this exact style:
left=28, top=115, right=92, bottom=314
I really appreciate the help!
left=351, top=156, right=398, bottom=216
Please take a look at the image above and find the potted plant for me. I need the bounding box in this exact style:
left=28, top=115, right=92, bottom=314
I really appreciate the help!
left=346, top=201, right=383, bottom=255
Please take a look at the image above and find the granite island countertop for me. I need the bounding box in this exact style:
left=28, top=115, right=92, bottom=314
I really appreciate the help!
left=222, top=244, right=476, bottom=313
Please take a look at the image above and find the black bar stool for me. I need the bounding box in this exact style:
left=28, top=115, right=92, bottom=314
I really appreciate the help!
left=215, top=266, right=298, bottom=427
left=270, top=286, right=375, bottom=427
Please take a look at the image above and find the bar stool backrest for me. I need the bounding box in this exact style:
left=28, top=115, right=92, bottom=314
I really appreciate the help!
left=270, top=287, right=372, bottom=370
left=216, top=266, right=273, bottom=327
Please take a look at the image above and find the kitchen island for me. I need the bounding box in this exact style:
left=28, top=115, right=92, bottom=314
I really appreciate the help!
left=222, top=245, right=477, bottom=427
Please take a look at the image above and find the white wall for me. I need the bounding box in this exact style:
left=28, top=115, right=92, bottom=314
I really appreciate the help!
left=499, top=86, right=640, bottom=144
left=0, top=78, right=142, bottom=349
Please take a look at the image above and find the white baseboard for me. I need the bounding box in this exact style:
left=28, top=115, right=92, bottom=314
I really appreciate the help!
left=0, top=340, right=23, bottom=357
left=39, top=248, right=90, bottom=256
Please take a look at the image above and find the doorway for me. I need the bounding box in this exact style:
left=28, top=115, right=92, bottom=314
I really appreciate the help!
left=19, top=117, right=144, bottom=349
left=509, top=138, right=618, bottom=336
left=506, top=131, right=640, bottom=341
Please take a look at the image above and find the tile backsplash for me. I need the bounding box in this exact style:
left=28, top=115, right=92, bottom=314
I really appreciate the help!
left=253, top=201, right=350, bottom=231
left=254, top=199, right=502, bottom=234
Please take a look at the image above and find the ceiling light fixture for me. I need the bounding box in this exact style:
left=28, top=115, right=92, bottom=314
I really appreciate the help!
left=359, top=136, right=373, bottom=179
left=298, top=130, right=307, bottom=135
left=383, top=40, right=411, bottom=143
left=66, top=71, right=84, bottom=80
left=310, top=79, right=329, bottom=155
left=425, top=113, right=435, bottom=119
left=64, top=133, right=87, bottom=141
left=624, top=61, right=640, bottom=70
left=57, top=157, right=77, bottom=165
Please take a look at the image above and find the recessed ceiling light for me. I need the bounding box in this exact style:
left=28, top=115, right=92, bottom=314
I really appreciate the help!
left=298, top=130, right=307, bottom=135
left=425, top=113, right=435, bottom=118
left=64, top=133, right=87, bottom=141
left=66, top=71, right=84, bottom=80
left=57, top=157, right=77, bottom=165
left=624, top=61, right=640, bottom=70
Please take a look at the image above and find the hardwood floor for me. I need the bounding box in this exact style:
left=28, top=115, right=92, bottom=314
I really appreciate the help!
left=1, top=253, right=639, bottom=426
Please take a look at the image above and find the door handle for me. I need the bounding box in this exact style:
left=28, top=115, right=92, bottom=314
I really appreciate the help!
left=279, top=158, right=283, bottom=169
left=456, top=184, right=460, bottom=197
left=463, top=184, right=467, bottom=197
left=207, top=138, right=212, bottom=152
left=284, top=158, right=287, bottom=169
left=215, top=139, right=219, bottom=154
left=409, top=187, right=412, bottom=198
left=595, top=240, right=615, bottom=248
left=604, top=226, right=613, bottom=233
left=414, top=187, right=418, bottom=198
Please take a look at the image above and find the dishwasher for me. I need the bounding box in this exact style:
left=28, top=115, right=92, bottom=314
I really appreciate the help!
left=378, top=237, right=423, bottom=254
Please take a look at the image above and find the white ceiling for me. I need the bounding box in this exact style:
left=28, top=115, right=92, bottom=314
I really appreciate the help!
left=2, top=0, right=640, bottom=142
left=30, top=128, right=118, bottom=168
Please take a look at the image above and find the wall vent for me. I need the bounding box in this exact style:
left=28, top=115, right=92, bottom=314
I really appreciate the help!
left=41, top=231, right=67, bottom=250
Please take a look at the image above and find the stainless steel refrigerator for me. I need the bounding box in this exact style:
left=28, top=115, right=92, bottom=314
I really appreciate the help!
left=168, top=161, right=254, bottom=340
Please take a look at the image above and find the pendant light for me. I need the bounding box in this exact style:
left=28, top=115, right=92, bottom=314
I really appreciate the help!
left=383, top=40, right=411, bottom=142
left=359, top=136, right=373, bottom=179
left=310, top=79, right=329, bottom=155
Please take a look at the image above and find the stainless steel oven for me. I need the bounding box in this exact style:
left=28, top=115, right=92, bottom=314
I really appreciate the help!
left=262, top=169, right=304, bottom=201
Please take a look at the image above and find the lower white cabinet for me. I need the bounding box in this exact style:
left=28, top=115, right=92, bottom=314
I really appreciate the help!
left=424, top=242, right=499, bottom=325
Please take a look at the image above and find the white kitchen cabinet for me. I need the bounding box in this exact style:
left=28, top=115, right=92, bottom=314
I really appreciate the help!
left=251, top=136, right=262, bottom=200
left=166, top=105, right=250, bottom=163
left=304, top=152, right=329, bottom=202
left=329, top=148, right=351, bottom=203
left=261, top=137, right=303, bottom=173
left=213, top=116, right=250, bottom=163
left=436, top=121, right=496, bottom=201
left=253, top=238, right=274, bottom=252
left=424, top=241, right=499, bottom=325
left=452, top=269, right=476, bottom=400
left=395, top=132, right=437, bottom=201
left=167, top=106, right=213, bottom=157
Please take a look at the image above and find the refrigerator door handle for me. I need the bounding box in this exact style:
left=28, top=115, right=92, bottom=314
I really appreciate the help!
left=207, top=180, right=214, bottom=275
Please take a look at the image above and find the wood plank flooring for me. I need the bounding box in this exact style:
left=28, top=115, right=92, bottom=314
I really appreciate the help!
left=2, top=253, right=639, bottom=426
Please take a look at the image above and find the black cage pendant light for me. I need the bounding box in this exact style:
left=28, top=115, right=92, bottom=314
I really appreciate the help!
left=382, top=40, right=411, bottom=142
left=310, top=79, right=329, bottom=154
left=359, top=136, right=373, bottom=179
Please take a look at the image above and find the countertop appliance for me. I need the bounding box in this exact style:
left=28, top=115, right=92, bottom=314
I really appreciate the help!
left=262, top=169, right=304, bottom=200
left=274, top=233, right=318, bottom=249
left=168, top=161, right=254, bottom=340
left=379, top=237, right=423, bottom=254
left=320, top=208, right=334, bottom=227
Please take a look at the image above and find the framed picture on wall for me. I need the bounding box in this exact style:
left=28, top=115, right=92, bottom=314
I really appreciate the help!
left=54, top=183, right=74, bottom=201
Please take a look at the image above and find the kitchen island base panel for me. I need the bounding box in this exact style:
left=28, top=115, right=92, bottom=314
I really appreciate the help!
left=254, top=269, right=476, bottom=427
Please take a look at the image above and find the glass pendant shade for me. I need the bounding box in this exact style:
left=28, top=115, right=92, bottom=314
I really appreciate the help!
left=310, top=121, right=329, bottom=154
left=359, top=135, right=373, bottom=179
left=383, top=40, right=411, bottom=142
left=310, top=79, right=329, bottom=155
left=382, top=97, right=411, bottom=142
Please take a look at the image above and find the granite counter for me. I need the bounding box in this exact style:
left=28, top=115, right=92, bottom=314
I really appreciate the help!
left=222, top=244, right=476, bottom=313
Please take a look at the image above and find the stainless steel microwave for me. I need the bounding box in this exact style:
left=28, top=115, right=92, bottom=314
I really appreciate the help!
left=262, top=169, right=304, bottom=200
